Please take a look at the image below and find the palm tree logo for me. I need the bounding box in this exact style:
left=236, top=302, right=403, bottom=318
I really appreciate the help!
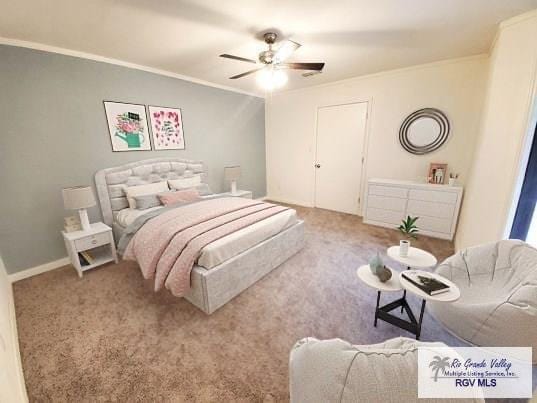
left=429, top=356, right=450, bottom=381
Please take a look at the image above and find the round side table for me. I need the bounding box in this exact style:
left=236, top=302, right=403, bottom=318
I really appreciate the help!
left=387, top=245, right=438, bottom=314
left=399, top=270, right=460, bottom=339
left=357, top=265, right=401, bottom=328
left=357, top=265, right=401, bottom=292
left=399, top=270, right=460, bottom=302
left=357, top=265, right=459, bottom=339
left=387, top=246, right=437, bottom=269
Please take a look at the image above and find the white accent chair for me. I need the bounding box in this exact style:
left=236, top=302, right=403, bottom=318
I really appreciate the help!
left=429, top=240, right=537, bottom=362
left=289, top=337, right=482, bottom=403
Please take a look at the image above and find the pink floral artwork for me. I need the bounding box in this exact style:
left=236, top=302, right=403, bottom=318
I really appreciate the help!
left=104, top=101, right=151, bottom=151
left=148, top=106, right=185, bottom=150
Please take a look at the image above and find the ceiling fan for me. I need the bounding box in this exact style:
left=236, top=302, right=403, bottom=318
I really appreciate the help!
left=219, top=32, right=325, bottom=80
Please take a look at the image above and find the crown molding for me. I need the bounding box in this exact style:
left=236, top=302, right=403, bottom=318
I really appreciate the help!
left=272, top=54, right=489, bottom=96
left=490, top=9, right=537, bottom=53
left=0, top=36, right=263, bottom=98
left=499, top=8, right=537, bottom=30
left=489, top=24, right=501, bottom=54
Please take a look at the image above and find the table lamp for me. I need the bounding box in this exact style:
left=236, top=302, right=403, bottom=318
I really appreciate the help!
left=62, top=186, right=96, bottom=232
left=224, top=166, right=241, bottom=195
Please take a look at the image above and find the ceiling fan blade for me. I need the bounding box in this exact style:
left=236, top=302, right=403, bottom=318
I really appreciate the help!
left=280, top=62, right=325, bottom=71
left=273, top=40, right=301, bottom=63
left=219, top=54, right=257, bottom=64
left=229, top=68, right=263, bottom=79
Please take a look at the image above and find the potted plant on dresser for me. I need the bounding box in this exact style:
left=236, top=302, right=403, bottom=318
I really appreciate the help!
left=397, top=216, right=419, bottom=257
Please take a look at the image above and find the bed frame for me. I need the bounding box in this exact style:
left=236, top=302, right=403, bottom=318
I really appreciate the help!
left=94, top=158, right=304, bottom=314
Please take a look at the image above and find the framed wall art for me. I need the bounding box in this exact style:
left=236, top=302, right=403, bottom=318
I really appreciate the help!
left=103, top=101, right=151, bottom=152
left=148, top=105, right=185, bottom=150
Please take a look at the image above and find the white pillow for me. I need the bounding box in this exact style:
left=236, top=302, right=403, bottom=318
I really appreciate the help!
left=125, top=181, right=169, bottom=209
left=168, top=176, right=201, bottom=190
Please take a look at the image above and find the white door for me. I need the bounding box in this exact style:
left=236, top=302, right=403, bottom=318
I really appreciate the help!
left=314, top=102, right=368, bottom=215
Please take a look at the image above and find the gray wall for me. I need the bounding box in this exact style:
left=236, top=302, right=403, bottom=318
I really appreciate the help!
left=0, top=45, right=266, bottom=274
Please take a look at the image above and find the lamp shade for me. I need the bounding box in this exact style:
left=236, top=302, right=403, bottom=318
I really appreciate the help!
left=224, top=166, right=241, bottom=181
left=62, top=186, right=96, bottom=210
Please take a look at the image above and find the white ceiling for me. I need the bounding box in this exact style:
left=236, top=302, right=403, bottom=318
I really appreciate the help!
left=1, top=0, right=536, bottom=97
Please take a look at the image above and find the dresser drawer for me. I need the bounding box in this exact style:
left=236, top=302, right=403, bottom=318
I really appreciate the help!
left=368, top=185, right=408, bottom=199
left=366, top=208, right=405, bottom=226
left=407, top=199, right=455, bottom=219
left=408, top=189, right=458, bottom=204
left=412, top=215, right=452, bottom=234
left=367, top=195, right=406, bottom=212
left=75, top=232, right=110, bottom=251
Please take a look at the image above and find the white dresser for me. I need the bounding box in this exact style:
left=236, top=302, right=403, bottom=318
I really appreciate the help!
left=363, top=179, right=463, bottom=240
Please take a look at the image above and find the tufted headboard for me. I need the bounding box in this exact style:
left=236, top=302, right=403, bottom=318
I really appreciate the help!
left=94, top=158, right=207, bottom=226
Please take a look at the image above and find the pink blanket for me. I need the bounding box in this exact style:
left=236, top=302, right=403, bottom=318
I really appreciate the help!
left=123, top=197, right=289, bottom=297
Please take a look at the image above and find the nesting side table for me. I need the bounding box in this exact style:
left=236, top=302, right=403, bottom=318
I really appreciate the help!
left=357, top=265, right=460, bottom=339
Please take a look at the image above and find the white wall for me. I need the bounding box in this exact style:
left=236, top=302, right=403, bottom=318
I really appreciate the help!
left=265, top=56, right=488, bottom=210
left=456, top=11, right=537, bottom=249
left=0, top=256, right=27, bottom=403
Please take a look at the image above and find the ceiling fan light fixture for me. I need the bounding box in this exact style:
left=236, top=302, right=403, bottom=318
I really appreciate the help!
left=273, top=40, right=301, bottom=64
left=221, top=30, right=324, bottom=83
left=256, top=67, right=288, bottom=90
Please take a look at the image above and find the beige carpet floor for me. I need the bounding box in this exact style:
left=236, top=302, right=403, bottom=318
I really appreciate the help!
left=14, top=206, right=463, bottom=402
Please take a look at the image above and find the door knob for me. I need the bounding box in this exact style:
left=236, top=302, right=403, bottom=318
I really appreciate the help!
left=315, top=164, right=321, bottom=168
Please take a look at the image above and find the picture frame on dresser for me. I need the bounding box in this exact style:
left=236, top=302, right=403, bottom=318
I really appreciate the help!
left=428, top=163, right=448, bottom=184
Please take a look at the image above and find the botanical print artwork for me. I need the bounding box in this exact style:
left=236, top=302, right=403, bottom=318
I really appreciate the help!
left=148, top=106, right=185, bottom=150
left=104, top=101, right=151, bottom=152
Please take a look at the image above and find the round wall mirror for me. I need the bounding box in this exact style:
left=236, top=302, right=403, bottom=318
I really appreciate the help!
left=399, top=108, right=450, bottom=155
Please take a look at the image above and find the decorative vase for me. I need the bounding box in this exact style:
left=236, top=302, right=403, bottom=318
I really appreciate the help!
left=369, top=254, right=392, bottom=282
left=376, top=266, right=392, bottom=283
left=369, top=253, right=383, bottom=275
left=448, top=178, right=456, bottom=186
left=399, top=240, right=410, bottom=257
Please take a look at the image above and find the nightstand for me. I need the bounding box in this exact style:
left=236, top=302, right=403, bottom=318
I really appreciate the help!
left=223, top=190, right=253, bottom=199
left=62, top=222, right=118, bottom=277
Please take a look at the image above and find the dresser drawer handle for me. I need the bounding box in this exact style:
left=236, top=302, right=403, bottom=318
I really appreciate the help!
left=91, top=239, right=97, bottom=244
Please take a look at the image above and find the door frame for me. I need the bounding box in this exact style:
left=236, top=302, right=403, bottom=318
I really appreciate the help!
left=313, top=99, right=372, bottom=215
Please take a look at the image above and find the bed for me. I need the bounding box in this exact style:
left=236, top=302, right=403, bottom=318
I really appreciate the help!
left=94, top=158, right=304, bottom=314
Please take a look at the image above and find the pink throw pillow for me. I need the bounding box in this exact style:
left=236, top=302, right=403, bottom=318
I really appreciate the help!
left=158, top=189, right=200, bottom=205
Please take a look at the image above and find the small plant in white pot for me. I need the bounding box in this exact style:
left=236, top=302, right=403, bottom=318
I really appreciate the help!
left=397, top=216, right=419, bottom=257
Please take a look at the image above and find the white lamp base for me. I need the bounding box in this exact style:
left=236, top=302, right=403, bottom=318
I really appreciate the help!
left=230, top=180, right=238, bottom=195
left=78, top=208, right=91, bottom=232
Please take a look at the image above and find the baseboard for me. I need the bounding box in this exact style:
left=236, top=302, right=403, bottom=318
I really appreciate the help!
left=8, top=257, right=70, bottom=283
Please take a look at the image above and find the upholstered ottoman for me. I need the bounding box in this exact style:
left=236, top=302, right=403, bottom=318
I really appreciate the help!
left=429, top=240, right=537, bottom=363
left=289, top=337, right=482, bottom=403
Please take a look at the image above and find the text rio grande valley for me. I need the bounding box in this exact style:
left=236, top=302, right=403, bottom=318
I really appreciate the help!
left=444, top=358, right=515, bottom=388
